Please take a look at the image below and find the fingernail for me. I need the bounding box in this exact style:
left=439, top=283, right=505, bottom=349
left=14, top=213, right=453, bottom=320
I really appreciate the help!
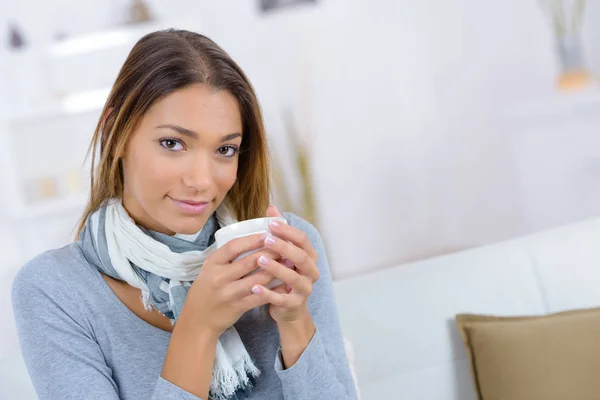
left=286, top=284, right=292, bottom=292
left=283, top=259, right=294, bottom=268
left=258, top=255, right=270, bottom=266
left=252, top=285, right=263, bottom=294
left=269, top=219, right=280, bottom=229
left=264, top=234, right=276, bottom=246
left=260, top=232, right=269, bottom=240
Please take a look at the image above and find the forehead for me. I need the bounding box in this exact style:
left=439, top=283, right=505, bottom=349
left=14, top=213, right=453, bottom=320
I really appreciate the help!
left=142, top=84, right=242, bottom=135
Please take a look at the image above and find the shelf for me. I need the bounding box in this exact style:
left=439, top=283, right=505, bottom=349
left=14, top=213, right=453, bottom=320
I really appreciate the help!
left=3, top=18, right=202, bottom=60
left=9, top=194, right=88, bottom=220
left=6, top=88, right=110, bottom=125
left=49, top=21, right=167, bottom=58
left=48, top=18, right=203, bottom=58
left=2, top=17, right=202, bottom=126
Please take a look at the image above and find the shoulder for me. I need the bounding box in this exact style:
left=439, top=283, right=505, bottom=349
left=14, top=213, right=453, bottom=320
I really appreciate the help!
left=12, top=243, right=95, bottom=308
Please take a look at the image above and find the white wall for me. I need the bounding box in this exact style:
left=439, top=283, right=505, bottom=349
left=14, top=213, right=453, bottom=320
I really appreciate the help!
left=309, top=0, right=600, bottom=279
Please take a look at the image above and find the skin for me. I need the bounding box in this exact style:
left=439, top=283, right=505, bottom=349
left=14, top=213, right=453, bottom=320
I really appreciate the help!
left=103, top=84, right=321, bottom=398
left=121, top=84, right=242, bottom=236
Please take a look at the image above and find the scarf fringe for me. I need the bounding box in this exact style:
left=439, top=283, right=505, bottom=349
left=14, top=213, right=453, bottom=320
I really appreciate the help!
left=210, top=352, right=261, bottom=400
left=140, top=287, right=154, bottom=311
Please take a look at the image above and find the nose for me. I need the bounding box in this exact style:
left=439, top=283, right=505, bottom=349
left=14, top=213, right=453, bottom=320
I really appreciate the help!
left=183, top=155, right=213, bottom=193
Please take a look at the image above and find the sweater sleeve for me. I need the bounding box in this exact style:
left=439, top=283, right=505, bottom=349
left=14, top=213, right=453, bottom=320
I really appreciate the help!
left=275, top=214, right=358, bottom=400
left=11, top=253, right=201, bottom=400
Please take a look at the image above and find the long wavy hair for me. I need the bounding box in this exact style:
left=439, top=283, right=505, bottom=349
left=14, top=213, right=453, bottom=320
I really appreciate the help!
left=76, top=29, right=271, bottom=237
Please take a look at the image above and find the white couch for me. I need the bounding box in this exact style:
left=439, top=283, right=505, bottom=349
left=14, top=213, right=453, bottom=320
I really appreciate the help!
left=334, top=217, right=600, bottom=399
left=3, top=218, right=600, bottom=399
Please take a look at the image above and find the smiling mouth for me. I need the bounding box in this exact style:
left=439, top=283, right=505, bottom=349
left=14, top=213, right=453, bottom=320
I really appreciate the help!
left=169, top=197, right=211, bottom=214
left=176, top=199, right=209, bottom=205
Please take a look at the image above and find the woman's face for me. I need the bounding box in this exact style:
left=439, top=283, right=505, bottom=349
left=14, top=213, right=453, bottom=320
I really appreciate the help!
left=121, top=84, right=242, bottom=235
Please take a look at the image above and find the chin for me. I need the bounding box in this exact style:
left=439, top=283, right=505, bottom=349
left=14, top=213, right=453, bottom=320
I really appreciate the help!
left=167, top=215, right=210, bottom=235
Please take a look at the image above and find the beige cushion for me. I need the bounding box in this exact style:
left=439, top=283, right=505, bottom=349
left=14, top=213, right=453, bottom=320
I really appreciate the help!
left=456, top=308, right=600, bottom=400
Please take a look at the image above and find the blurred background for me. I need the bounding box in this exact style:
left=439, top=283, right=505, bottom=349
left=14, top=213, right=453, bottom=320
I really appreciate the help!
left=2, top=0, right=600, bottom=277
left=0, top=0, right=599, bottom=389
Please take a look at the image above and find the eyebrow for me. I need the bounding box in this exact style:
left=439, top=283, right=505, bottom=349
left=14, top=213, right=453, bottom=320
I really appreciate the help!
left=156, top=124, right=242, bottom=142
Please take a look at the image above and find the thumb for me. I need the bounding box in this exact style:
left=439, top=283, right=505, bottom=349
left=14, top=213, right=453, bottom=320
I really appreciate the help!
left=266, top=204, right=283, bottom=218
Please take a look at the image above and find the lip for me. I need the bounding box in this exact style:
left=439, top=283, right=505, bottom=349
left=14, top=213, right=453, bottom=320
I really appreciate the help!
left=170, top=197, right=211, bottom=214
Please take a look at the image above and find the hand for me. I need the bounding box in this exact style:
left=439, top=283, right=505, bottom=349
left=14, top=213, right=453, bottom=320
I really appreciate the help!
left=177, top=233, right=279, bottom=336
left=251, top=205, right=320, bottom=324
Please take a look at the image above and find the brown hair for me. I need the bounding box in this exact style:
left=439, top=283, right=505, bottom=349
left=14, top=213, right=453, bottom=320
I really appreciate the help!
left=76, top=29, right=271, bottom=237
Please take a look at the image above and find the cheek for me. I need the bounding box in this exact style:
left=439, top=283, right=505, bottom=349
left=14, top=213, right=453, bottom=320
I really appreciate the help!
left=126, top=150, right=178, bottom=197
left=148, top=161, right=178, bottom=186
left=214, top=161, right=238, bottom=191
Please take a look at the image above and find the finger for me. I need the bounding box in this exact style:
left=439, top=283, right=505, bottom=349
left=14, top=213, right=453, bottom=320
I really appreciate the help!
left=271, top=282, right=293, bottom=294
left=267, top=219, right=318, bottom=259
left=210, top=232, right=266, bottom=263
left=250, top=284, right=292, bottom=308
left=266, top=204, right=283, bottom=218
left=257, top=255, right=312, bottom=295
left=223, top=269, right=276, bottom=300
left=234, top=292, right=270, bottom=312
left=223, top=248, right=280, bottom=281
left=263, top=234, right=320, bottom=282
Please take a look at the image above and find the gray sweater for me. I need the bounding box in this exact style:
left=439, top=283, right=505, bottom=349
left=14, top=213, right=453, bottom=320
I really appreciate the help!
left=11, top=214, right=357, bottom=399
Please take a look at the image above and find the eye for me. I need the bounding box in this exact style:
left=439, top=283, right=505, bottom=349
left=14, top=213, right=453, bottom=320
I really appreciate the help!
left=217, top=145, right=239, bottom=158
left=159, top=139, right=184, bottom=151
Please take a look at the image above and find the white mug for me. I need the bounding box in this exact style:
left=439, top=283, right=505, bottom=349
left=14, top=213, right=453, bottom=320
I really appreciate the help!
left=214, top=216, right=288, bottom=289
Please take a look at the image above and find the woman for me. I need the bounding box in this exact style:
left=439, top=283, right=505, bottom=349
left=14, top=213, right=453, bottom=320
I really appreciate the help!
left=11, top=29, right=357, bottom=400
